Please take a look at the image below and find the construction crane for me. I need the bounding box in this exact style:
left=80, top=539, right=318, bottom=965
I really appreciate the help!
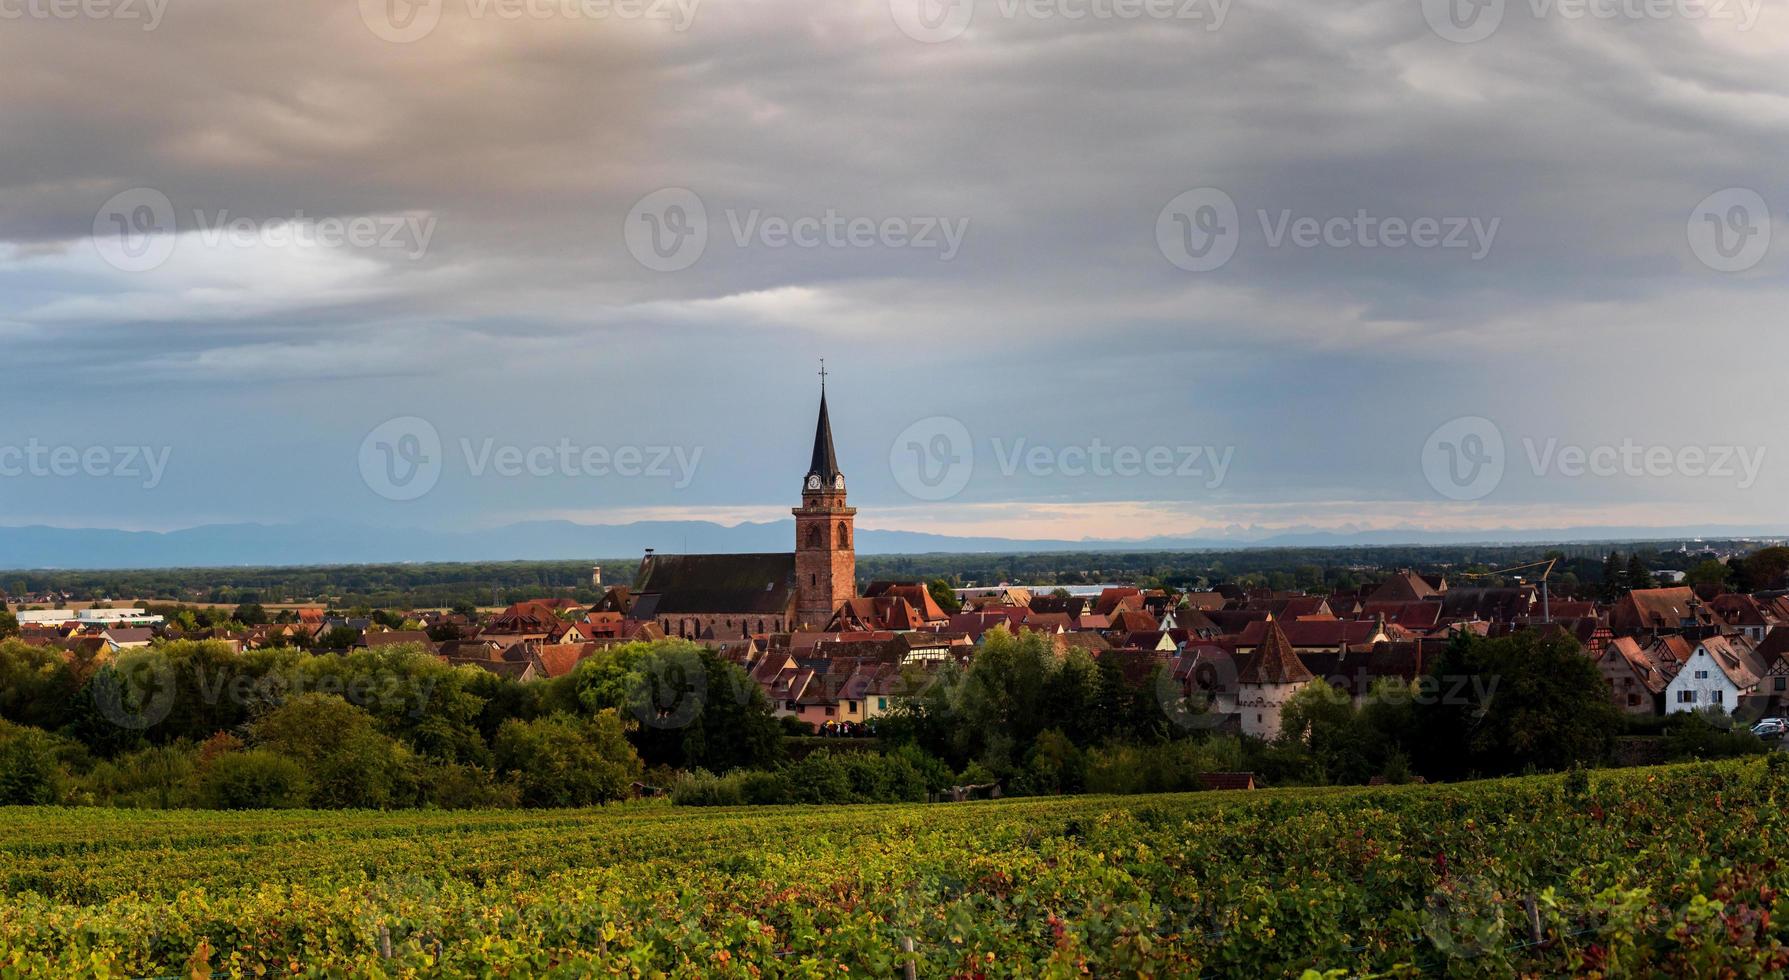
left=1453, top=557, right=1560, bottom=623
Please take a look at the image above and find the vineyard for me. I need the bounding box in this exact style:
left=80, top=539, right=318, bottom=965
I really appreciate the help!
left=2, top=759, right=1787, bottom=977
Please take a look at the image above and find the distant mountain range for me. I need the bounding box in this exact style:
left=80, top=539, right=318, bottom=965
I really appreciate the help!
left=0, top=520, right=1784, bottom=570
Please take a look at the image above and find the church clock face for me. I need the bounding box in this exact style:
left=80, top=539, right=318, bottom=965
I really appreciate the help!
left=833, top=474, right=845, bottom=490
left=806, top=475, right=822, bottom=490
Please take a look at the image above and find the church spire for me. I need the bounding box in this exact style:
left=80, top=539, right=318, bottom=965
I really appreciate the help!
left=806, top=363, right=841, bottom=489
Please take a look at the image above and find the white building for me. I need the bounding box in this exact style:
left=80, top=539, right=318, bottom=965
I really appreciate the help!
left=1665, top=635, right=1763, bottom=714
left=77, top=609, right=163, bottom=626
left=1235, top=619, right=1313, bottom=739
left=15, top=609, right=76, bottom=627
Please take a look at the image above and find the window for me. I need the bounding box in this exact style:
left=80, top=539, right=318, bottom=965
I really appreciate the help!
left=1695, top=670, right=1709, bottom=679
left=847, top=700, right=857, bottom=712
left=1712, top=690, right=1724, bottom=704
left=1678, top=690, right=1696, bottom=704
left=825, top=706, right=835, bottom=716
left=877, top=697, right=887, bottom=710
left=1777, top=677, right=1786, bottom=692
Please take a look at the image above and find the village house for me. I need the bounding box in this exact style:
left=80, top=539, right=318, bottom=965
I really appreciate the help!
left=1596, top=636, right=1677, bottom=715
left=1664, top=634, right=1767, bottom=714
left=1609, top=587, right=1716, bottom=637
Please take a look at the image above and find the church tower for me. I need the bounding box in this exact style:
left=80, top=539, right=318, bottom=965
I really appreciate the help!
left=793, top=366, right=856, bottom=628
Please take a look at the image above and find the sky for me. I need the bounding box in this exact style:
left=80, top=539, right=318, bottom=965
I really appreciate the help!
left=1, top=0, right=1786, bottom=545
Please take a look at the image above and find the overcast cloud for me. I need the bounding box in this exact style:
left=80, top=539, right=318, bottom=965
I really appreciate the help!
left=0, top=0, right=1785, bottom=541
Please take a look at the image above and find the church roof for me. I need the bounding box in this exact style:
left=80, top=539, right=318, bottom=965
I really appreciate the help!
left=808, top=391, right=841, bottom=483
left=629, top=552, right=797, bottom=617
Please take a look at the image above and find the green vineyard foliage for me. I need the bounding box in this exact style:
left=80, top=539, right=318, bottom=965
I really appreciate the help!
left=3, top=759, right=1787, bottom=977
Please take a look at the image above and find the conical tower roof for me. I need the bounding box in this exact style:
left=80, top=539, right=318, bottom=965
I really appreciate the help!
left=1238, top=618, right=1312, bottom=684
left=807, top=389, right=841, bottom=485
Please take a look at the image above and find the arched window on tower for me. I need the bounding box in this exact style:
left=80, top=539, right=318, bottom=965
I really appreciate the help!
left=806, top=524, right=823, bottom=549
left=837, top=521, right=850, bottom=548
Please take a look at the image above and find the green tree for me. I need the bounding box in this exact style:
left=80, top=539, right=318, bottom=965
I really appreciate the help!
left=1601, top=551, right=1624, bottom=600
left=0, top=611, right=17, bottom=640
left=0, top=721, right=65, bottom=805
left=494, top=710, right=641, bottom=807
left=567, top=640, right=782, bottom=772
left=316, top=626, right=362, bottom=651
left=233, top=603, right=269, bottom=626
left=0, top=639, right=80, bottom=731
left=1627, top=554, right=1656, bottom=591
left=946, top=627, right=1057, bottom=769
left=250, top=693, right=414, bottom=808
left=928, top=579, right=963, bottom=615
left=1411, top=630, right=1617, bottom=780
left=1734, top=547, right=1789, bottom=592
left=1279, top=679, right=1376, bottom=785
left=1685, top=559, right=1731, bottom=591
left=197, top=749, right=311, bottom=809
left=1040, top=650, right=1104, bottom=746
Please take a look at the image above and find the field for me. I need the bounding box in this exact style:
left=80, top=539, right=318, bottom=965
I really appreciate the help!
left=2, top=761, right=1786, bottom=978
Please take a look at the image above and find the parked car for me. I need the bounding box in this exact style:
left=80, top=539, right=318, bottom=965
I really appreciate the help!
left=1751, top=718, right=1787, bottom=738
